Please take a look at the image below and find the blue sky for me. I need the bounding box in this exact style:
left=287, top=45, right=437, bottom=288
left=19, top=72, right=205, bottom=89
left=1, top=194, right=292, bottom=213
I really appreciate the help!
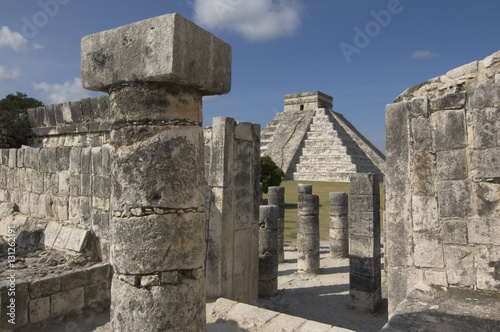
left=1, top=0, right=499, bottom=151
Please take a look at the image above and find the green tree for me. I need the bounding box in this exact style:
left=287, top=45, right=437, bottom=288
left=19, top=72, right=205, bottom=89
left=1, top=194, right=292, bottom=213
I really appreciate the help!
left=0, top=92, right=43, bottom=147
left=260, top=155, right=284, bottom=194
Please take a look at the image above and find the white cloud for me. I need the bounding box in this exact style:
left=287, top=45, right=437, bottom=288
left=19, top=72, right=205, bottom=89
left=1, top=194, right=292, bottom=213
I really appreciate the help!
left=193, top=0, right=302, bottom=41
left=0, top=66, right=21, bottom=81
left=33, top=77, right=92, bottom=104
left=412, top=50, right=438, bottom=59
left=32, top=43, right=44, bottom=50
left=0, top=26, right=28, bottom=52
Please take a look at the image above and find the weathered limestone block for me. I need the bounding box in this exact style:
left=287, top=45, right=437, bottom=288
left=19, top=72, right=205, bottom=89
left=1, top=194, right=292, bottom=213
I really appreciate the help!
left=81, top=14, right=231, bottom=95
left=268, top=186, right=285, bottom=263
left=259, top=205, right=278, bottom=297
left=413, top=232, right=444, bottom=268
left=437, top=180, right=472, bottom=218
left=82, top=13, right=231, bottom=332
left=297, top=191, right=319, bottom=274
left=442, top=220, right=468, bottom=245
left=430, top=109, right=467, bottom=151
left=471, top=107, right=500, bottom=149
left=411, top=195, right=439, bottom=232
left=349, top=173, right=381, bottom=313
left=436, top=149, right=467, bottom=180
left=445, top=245, right=475, bottom=286
left=476, top=245, right=500, bottom=291
left=111, top=214, right=205, bottom=274
left=410, top=118, right=432, bottom=152
left=411, top=152, right=435, bottom=196
left=329, top=192, right=348, bottom=258
left=430, top=92, right=466, bottom=111
left=470, top=148, right=500, bottom=180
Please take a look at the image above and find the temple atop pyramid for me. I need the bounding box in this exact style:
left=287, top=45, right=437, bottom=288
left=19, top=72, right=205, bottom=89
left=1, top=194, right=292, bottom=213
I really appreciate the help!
left=261, top=91, right=385, bottom=182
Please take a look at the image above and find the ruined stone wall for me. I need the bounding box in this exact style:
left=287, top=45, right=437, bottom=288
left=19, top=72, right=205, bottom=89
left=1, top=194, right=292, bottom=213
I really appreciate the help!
left=385, top=50, right=500, bottom=316
left=0, top=96, right=112, bottom=261
left=204, top=117, right=261, bottom=305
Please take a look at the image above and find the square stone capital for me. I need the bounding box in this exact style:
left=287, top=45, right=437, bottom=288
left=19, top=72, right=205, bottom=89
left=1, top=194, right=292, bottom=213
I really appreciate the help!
left=81, top=13, right=231, bottom=95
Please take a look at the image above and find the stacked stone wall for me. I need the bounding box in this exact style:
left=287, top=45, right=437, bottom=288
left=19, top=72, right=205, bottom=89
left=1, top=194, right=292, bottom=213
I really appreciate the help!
left=385, top=50, right=500, bottom=316
left=0, top=96, right=112, bottom=261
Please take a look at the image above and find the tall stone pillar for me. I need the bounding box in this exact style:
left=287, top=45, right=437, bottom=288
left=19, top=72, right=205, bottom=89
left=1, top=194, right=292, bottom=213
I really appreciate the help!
left=349, top=173, right=381, bottom=313
left=258, top=205, right=278, bottom=297
left=329, top=192, right=349, bottom=258
left=297, top=184, right=320, bottom=273
left=268, top=186, right=285, bottom=263
left=81, top=14, right=231, bottom=332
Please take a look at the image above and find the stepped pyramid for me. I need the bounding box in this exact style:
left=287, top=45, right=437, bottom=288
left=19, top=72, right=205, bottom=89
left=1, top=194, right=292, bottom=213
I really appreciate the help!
left=261, top=91, right=385, bottom=182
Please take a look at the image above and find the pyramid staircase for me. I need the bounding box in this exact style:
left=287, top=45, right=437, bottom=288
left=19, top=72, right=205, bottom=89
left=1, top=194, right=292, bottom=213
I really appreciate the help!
left=291, top=109, right=380, bottom=182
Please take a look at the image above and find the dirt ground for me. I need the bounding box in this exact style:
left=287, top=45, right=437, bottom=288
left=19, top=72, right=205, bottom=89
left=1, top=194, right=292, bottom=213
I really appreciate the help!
left=26, top=242, right=388, bottom=332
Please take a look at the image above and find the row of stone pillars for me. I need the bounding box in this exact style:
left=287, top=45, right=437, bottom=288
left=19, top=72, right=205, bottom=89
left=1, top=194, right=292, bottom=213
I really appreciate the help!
left=260, top=179, right=381, bottom=313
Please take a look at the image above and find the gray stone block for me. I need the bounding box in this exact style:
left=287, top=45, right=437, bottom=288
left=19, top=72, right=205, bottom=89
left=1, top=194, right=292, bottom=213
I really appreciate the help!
left=84, top=281, right=111, bottom=306
left=43, top=104, right=57, bottom=127
left=443, top=220, right=468, bottom=244
left=411, top=152, right=434, bottom=196
left=430, top=109, right=467, bottom=151
left=437, top=180, right=472, bottom=218
left=468, top=81, right=500, bottom=109
left=29, top=276, right=61, bottom=299
left=8, top=149, right=16, bottom=168
left=409, top=97, right=429, bottom=116
left=468, top=217, right=500, bottom=245
left=470, top=148, right=500, bottom=179
left=349, top=173, right=379, bottom=195
left=298, top=183, right=312, bottom=195
left=66, top=227, right=90, bottom=252
left=471, top=107, right=500, bottom=149
left=16, top=149, right=24, bottom=168
left=430, top=92, right=466, bottom=111
left=111, top=127, right=204, bottom=209
left=349, top=256, right=381, bottom=293
left=349, top=235, right=380, bottom=258
left=349, top=195, right=379, bottom=212
left=476, top=245, right=500, bottom=291
left=29, top=296, right=51, bottom=323
left=81, top=13, right=231, bottom=95
left=81, top=147, right=92, bottom=174
left=43, top=221, right=61, bottom=247
left=298, top=194, right=319, bottom=216
left=349, top=211, right=380, bottom=237
left=53, top=226, right=72, bottom=249
left=111, top=214, right=205, bottom=274
left=413, top=232, right=445, bottom=268
left=56, top=147, right=71, bottom=172
left=410, top=118, right=432, bottom=152
left=436, top=149, right=467, bottom=180
left=110, top=276, right=205, bottom=332
left=61, top=269, right=91, bottom=290
left=51, top=286, right=85, bottom=317
left=445, top=245, right=475, bottom=286
left=411, top=195, right=439, bottom=232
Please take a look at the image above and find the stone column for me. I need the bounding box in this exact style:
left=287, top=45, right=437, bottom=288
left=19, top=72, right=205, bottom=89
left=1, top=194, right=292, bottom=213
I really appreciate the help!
left=329, top=192, right=348, bottom=258
left=258, top=205, right=278, bottom=297
left=268, top=186, right=285, bottom=263
left=349, top=173, right=381, bottom=313
left=298, top=183, right=312, bottom=195
left=297, top=184, right=319, bottom=273
left=81, top=13, right=231, bottom=332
